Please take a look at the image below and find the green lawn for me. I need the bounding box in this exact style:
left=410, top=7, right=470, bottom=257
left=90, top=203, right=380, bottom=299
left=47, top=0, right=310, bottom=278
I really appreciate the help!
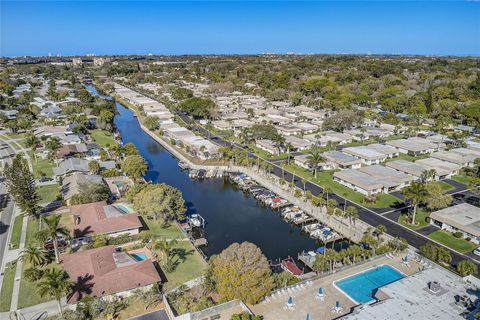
left=10, top=215, right=24, bottom=250
left=283, top=164, right=402, bottom=208
left=91, top=130, right=116, bottom=148
left=428, top=230, right=478, bottom=253
left=385, top=152, right=430, bottom=163
left=36, top=184, right=60, bottom=204
left=143, top=218, right=186, bottom=240
left=0, top=261, right=17, bottom=312
left=398, top=209, right=430, bottom=230
left=31, top=156, right=54, bottom=178
left=436, top=181, right=455, bottom=191
left=18, top=263, right=61, bottom=309
left=248, top=144, right=290, bottom=161
left=159, top=241, right=208, bottom=291
left=451, top=175, right=474, bottom=185
left=25, top=217, right=40, bottom=247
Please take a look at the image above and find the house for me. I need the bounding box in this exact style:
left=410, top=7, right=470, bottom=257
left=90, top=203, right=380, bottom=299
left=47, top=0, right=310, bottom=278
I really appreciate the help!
left=385, top=160, right=438, bottom=180
left=322, top=151, right=362, bottom=169
left=334, top=165, right=412, bottom=195
left=39, top=104, right=62, bottom=118
left=285, top=136, right=312, bottom=151
left=431, top=150, right=477, bottom=168
left=69, top=201, right=142, bottom=241
left=304, top=131, right=353, bottom=147
left=60, top=173, right=105, bottom=203
left=333, top=169, right=384, bottom=196
left=256, top=139, right=279, bottom=155
left=414, top=158, right=461, bottom=179
left=53, top=159, right=115, bottom=177
left=294, top=154, right=334, bottom=171
left=386, top=138, right=440, bottom=156
left=430, top=203, right=480, bottom=244
left=56, top=143, right=88, bottom=159
left=367, top=143, right=400, bottom=158
left=454, top=124, right=477, bottom=134
left=342, top=146, right=387, bottom=165
left=63, top=245, right=161, bottom=303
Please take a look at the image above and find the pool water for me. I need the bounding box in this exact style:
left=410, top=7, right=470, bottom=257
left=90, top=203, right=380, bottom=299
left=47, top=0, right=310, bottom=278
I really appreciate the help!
left=335, top=265, right=404, bottom=304
left=131, top=253, right=147, bottom=261
left=115, top=204, right=130, bottom=214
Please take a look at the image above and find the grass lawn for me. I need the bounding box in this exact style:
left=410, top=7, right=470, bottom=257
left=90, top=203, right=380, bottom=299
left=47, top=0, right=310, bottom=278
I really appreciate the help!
left=283, top=164, right=403, bottom=208
left=36, top=184, right=60, bottom=204
left=451, top=175, right=474, bottom=185
left=31, top=156, right=54, bottom=178
left=385, top=152, right=429, bottom=163
left=18, top=262, right=61, bottom=309
left=436, top=181, right=455, bottom=191
left=25, top=217, right=40, bottom=247
left=10, top=215, right=24, bottom=250
left=248, top=144, right=289, bottom=161
left=158, top=241, right=208, bottom=291
left=143, top=218, right=186, bottom=240
left=428, top=230, right=478, bottom=253
left=0, top=261, right=17, bottom=312
left=398, top=209, right=430, bottom=230
left=91, top=130, right=116, bottom=148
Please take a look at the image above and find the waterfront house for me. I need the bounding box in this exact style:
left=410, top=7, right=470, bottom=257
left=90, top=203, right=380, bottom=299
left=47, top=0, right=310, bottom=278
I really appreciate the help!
left=69, top=201, right=142, bottom=242
left=429, top=203, right=480, bottom=244
left=64, top=245, right=161, bottom=303
left=104, top=176, right=134, bottom=199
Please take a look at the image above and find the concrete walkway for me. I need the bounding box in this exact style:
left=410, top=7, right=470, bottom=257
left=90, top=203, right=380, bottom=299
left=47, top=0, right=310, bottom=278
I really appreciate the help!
left=10, top=213, right=28, bottom=311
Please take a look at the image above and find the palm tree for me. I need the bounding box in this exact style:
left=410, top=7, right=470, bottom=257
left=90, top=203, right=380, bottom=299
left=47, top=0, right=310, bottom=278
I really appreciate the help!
left=323, top=186, right=331, bottom=202
left=375, top=224, right=387, bottom=240
left=301, top=179, right=307, bottom=195
left=284, top=142, right=293, bottom=164
left=20, top=245, right=48, bottom=267
left=402, top=182, right=429, bottom=226
left=345, top=206, right=358, bottom=225
left=24, top=133, right=40, bottom=163
left=272, top=134, right=286, bottom=155
left=41, top=215, right=69, bottom=263
left=37, top=268, right=73, bottom=316
left=307, top=147, right=325, bottom=178
left=155, top=240, right=178, bottom=271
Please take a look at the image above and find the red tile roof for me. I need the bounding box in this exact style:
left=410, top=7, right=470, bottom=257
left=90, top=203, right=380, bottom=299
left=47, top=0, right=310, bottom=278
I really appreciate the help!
left=69, top=201, right=142, bottom=238
left=64, top=245, right=161, bottom=303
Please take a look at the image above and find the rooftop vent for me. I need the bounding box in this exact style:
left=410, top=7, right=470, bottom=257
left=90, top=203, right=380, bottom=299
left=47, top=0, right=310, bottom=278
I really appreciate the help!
left=428, top=281, right=441, bottom=293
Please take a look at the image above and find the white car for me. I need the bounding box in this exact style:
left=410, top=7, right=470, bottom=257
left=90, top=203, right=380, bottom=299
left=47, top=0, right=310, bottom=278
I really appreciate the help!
left=473, top=248, right=480, bottom=256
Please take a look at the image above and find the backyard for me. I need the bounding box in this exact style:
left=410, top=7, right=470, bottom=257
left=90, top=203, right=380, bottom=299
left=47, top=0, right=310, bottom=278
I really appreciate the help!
left=36, top=183, right=60, bottom=204
left=90, top=129, right=116, bottom=148
left=428, top=230, right=478, bottom=253
left=30, top=153, right=54, bottom=178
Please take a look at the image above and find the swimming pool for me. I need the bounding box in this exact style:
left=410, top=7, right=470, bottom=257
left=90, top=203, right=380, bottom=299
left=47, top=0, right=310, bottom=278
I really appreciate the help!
left=130, top=253, right=147, bottom=261
left=334, top=265, right=405, bottom=304
left=115, top=204, right=130, bottom=214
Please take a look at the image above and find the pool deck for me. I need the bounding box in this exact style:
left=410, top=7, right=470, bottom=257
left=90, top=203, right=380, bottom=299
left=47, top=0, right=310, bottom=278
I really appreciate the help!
left=251, top=253, right=420, bottom=320
left=128, top=246, right=155, bottom=261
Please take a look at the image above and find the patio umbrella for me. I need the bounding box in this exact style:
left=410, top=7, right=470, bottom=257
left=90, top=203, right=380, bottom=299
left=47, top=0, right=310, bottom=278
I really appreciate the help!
left=305, top=314, right=310, bottom=320
left=287, top=296, right=293, bottom=307
left=336, top=301, right=341, bottom=309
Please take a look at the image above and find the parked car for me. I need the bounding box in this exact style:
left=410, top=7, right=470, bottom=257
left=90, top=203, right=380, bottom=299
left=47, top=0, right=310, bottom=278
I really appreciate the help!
left=473, top=248, right=480, bottom=257
left=43, top=236, right=68, bottom=252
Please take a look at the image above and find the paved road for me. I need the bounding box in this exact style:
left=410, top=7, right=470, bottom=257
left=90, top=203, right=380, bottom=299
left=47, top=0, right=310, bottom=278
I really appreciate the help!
left=0, top=140, right=16, bottom=269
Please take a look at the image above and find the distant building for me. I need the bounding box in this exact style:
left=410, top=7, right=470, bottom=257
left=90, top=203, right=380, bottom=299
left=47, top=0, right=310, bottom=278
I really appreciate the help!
left=93, top=57, right=110, bottom=66
left=72, top=57, right=83, bottom=66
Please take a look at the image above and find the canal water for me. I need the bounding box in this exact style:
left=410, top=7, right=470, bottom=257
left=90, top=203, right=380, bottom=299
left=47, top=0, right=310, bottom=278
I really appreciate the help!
left=86, top=85, right=343, bottom=261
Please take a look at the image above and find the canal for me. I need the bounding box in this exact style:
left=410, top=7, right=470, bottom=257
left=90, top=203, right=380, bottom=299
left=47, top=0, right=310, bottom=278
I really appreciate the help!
left=87, top=85, right=336, bottom=261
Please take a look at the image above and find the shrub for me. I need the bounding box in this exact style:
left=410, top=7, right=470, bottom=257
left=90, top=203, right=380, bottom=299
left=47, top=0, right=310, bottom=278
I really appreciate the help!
left=453, top=231, right=464, bottom=238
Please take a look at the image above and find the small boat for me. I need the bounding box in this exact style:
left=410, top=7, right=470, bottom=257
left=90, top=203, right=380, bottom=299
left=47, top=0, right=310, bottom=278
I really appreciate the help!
left=281, top=257, right=303, bottom=276
left=188, top=214, right=204, bottom=227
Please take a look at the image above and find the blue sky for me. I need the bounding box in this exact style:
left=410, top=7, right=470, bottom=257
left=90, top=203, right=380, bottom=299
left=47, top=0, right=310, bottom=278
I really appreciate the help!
left=1, top=1, right=479, bottom=57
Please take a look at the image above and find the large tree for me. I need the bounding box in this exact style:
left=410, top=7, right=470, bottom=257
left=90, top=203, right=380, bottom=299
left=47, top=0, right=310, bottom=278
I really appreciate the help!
left=211, top=242, right=274, bottom=304
left=37, top=215, right=69, bottom=263
left=69, top=182, right=110, bottom=205
left=425, top=182, right=452, bottom=210
left=3, top=154, right=40, bottom=220
left=121, top=154, right=148, bottom=180
left=132, top=183, right=186, bottom=222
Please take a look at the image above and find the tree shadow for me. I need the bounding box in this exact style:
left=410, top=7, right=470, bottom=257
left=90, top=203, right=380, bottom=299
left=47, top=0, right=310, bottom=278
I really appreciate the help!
left=67, top=273, right=95, bottom=303
left=169, top=248, right=194, bottom=271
